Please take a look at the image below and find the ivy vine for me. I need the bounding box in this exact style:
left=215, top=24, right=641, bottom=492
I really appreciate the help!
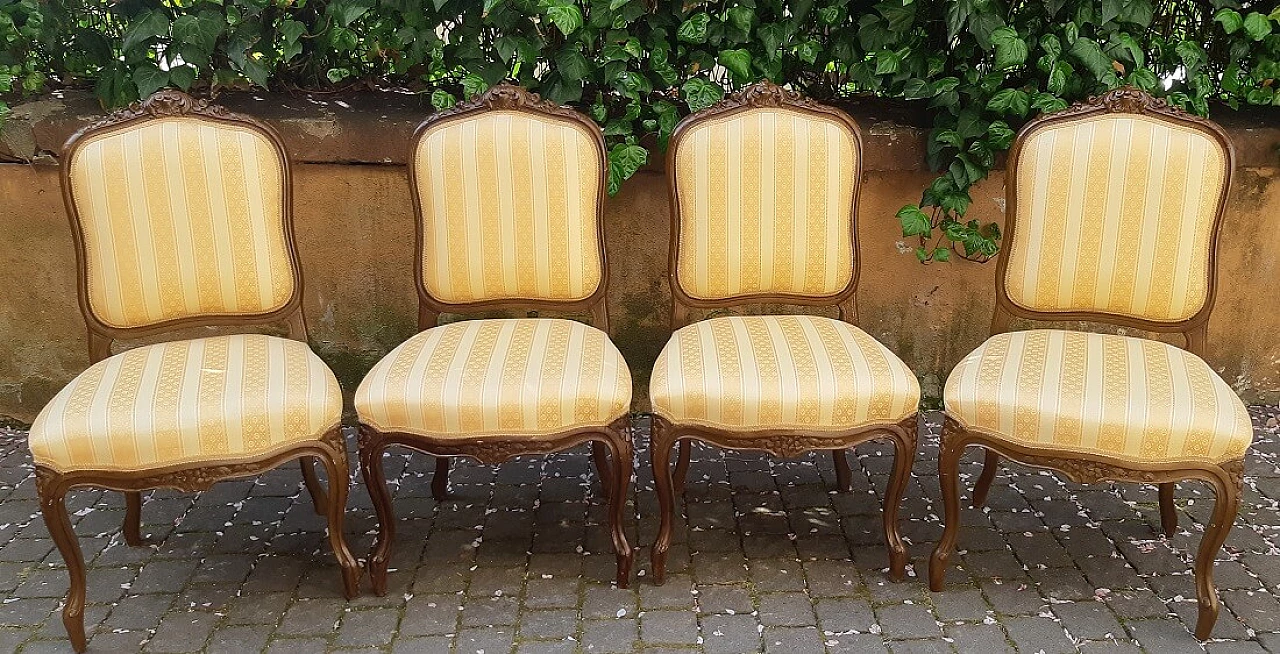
left=2, top=0, right=1278, bottom=260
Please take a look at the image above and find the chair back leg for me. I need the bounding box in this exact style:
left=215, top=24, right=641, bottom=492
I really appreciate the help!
left=124, top=491, right=144, bottom=546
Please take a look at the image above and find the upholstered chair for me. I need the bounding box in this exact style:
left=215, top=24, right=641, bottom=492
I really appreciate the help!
left=647, top=81, right=921, bottom=584
left=31, top=90, right=359, bottom=652
left=928, top=88, right=1246, bottom=640
left=355, top=85, right=634, bottom=593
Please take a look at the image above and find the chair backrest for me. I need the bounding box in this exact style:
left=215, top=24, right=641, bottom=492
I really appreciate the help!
left=667, top=81, right=863, bottom=325
left=996, top=88, right=1234, bottom=346
left=409, top=84, right=609, bottom=328
left=62, top=90, right=304, bottom=360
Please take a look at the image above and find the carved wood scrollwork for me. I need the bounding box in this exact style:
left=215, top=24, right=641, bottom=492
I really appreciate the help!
left=34, top=428, right=347, bottom=495
left=77, top=89, right=245, bottom=135
left=368, top=417, right=631, bottom=466
left=423, top=83, right=584, bottom=129
left=939, top=415, right=1246, bottom=489
left=670, top=415, right=918, bottom=459
left=1044, top=87, right=1211, bottom=132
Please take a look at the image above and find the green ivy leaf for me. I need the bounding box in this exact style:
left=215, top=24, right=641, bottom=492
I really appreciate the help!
left=874, top=49, right=902, bottom=75
left=1069, top=37, right=1116, bottom=82
left=168, top=65, right=196, bottom=90
left=132, top=64, right=169, bottom=98
left=897, top=205, right=932, bottom=237
left=727, top=7, right=755, bottom=34
left=431, top=89, right=456, bottom=110
left=281, top=19, right=307, bottom=43
left=172, top=14, right=223, bottom=54
left=932, top=247, right=951, bottom=262
left=718, top=49, right=753, bottom=80
left=556, top=48, right=590, bottom=82
left=1214, top=9, right=1243, bottom=34
left=542, top=1, right=584, bottom=36
left=677, top=12, right=710, bottom=43
left=757, top=23, right=787, bottom=56
left=122, top=11, right=170, bottom=53
left=986, top=87, right=1031, bottom=116
left=607, top=143, right=648, bottom=195
left=986, top=121, right=1015, bottom=149
left=1243, top=12, right=1272, bottom=41
left=333, top=2, right=371, bottom=27
left=1030, top=92, right=1067, bottom=113
left=1175, top=40, right=1205, bottom=72
left=462, top=72, right=489, bottom=98
left=991, top=26, right=1028, bottom=69
left=681, top=77, right=723, bottom=112
left=877, top=1, right=917, bottom=33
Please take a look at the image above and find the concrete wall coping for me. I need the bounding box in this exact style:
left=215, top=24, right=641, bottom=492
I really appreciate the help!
left=3, top=89, right=1278, bottom=169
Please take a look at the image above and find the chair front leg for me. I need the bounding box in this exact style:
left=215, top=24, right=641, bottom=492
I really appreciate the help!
left=599, top=429, right=634, bottom=588
left=124, top=491, right=144, bottom=546
left=928, top=419, right=966, bottom=592
left=38, top=473, right=87, bottom=653
left=316, top=443, right=361, bottom=599
left=649, top=419, right=678, bottom=586
left=882, top=416, right=918, bottom=581
left=358, top=429, right=396, bottom=597
left=300, top=457, right=328, bottom=516
left=1193, top=462, right=1243, bottom=640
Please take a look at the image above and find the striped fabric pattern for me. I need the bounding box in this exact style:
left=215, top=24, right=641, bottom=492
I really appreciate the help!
left=650, top=315, right=919, bottom=432
left=945, top=330, right=1252, bottom=464
left=1004, top=114, right=1228, bottom=323
left=29, top=334, right=341, bottom=473
left=355, top=319, right=631, bottom=437
left=414, top=112, right=604, bottom=305
left=67, top=117, right=295, bottom=329
left=673, top=108, right=857, bottom=300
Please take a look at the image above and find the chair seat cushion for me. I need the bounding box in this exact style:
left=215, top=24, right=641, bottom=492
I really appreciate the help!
left=944, top=330, right=1252, bottom=464
left=649, top=315, right=920, bottom=432
left=30, top=334, right=342, bottom=473
left=355, top=319, right=632, bottom=437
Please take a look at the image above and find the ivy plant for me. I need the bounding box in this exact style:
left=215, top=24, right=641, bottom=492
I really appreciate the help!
left=1, top=0, right=1277, bottom=260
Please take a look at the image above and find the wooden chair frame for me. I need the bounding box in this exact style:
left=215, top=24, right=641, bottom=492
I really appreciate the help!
left=926, top=87, right=1240, bottom=640
left=650, top=81, right=919, bottom=585
left=357, top=84, right=634, bottom=594
left=48, top=90, right=359, bottom=652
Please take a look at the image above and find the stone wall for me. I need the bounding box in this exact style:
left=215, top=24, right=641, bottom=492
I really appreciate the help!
left=2, top=91, right=1278, bottom=422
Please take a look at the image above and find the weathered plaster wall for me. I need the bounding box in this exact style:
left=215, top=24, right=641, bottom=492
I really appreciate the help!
left=2, top=92, right=1278, bottom=422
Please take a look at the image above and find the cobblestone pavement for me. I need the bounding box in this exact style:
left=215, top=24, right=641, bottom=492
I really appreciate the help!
left=1, top=408, right=1280, bottom=653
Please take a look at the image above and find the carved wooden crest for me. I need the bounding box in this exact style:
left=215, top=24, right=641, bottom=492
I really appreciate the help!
left=66, top=89, right=269, bottom=155
left=422, top=83, right=587, bottom=130
left=1051, top=86, right=1198, bottom=122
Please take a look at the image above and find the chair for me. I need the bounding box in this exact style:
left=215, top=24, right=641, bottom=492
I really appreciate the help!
left=927, top=88, right=1247, bottom=640
left=648, top=81, right=921, bottom=584
left=355, top=85, right=634, bottom=593
left=32, top=90, right=359, bottom=652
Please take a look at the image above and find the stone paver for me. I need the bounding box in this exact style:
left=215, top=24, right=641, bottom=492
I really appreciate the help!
left=1, top=407, right=1279, bottom=652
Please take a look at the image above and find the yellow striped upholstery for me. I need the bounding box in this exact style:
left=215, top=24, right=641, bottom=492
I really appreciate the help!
left=414, top=112, right=603, bottom=304
left=650, top=316, right=919, bottom=432
left=673, top=108, right=857, bottom=300
left=1004, top=114, right=1228, bottom=323
left=66, top=117, right=295, bottom=329
left=355, top=319, right=631, bottom=437
left=29, top=334, right=341, bottom=473
left=945, top=330, right=1251, bottom=464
